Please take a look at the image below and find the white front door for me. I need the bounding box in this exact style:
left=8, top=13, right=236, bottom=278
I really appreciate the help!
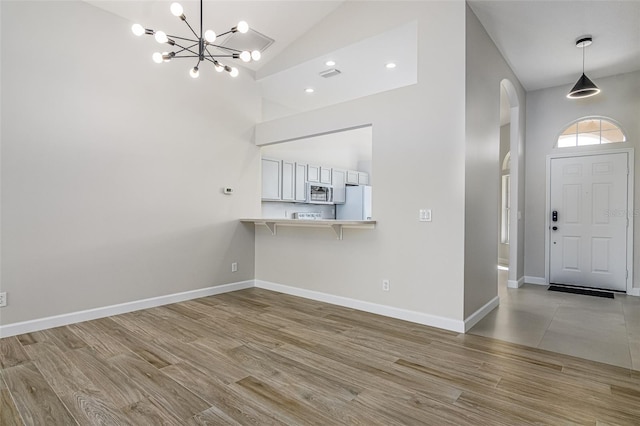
left=549, top=153, right=628, bottom=291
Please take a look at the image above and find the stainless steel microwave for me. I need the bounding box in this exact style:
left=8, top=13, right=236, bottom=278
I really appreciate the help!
left=306, top=183, right=333, bottom=204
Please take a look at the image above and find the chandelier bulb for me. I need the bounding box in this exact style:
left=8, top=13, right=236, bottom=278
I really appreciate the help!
left=236, top=21, right=249, bottom=34
left=189, top=67, right=199, bottom=78
left=251, top=50, right=261, bottom=61
left=170, top=3, right=184, bottom=17
left=214, top=62, right=224, bottom=72
left=131, top=24, right=145, bottom=36
left=204, top=30, right=217, bottom=43
left=152, top=52, right=163, bottom=63
left=240, top=51, right=251, bottom=62
left=230, top=67, right=239, bottom=77
left=154, top=31, right=168, bottom=44
left=162, top=52, right=174, bottom=62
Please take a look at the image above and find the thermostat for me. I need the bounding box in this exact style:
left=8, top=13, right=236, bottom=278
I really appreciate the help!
left=223, top=187, right=233, bottom=195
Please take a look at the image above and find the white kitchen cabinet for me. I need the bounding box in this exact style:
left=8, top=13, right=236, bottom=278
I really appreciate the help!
left=358, top=172, right=369, bottom=185
left=320, top=167, right=332, bottom=184
left=281, top=160, right=295, bottom=201
left=346, top=170, right=359, bottom=185
left=295, top=162, right=307, bottom=202
left=332, top=168, right=346, bottom=204
left=261, top=158, right=281, bottom=200
left=307, top=164, right=320, bottom=183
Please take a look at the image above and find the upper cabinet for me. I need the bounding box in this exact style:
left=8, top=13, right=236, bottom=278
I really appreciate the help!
left=262, top=156, right=370, bottom=204
left=261, top=158, right=281, bottom=201
left=307, top=165, right=320, bottom=183
left=295, top=163, right=307, bottom=202
left=346, top=170, right=359, bottom=185
left=332, top=169, right=346, bottom=204
left=320, top=167, right=332, bottom=184
left=281, top=160, right=295, bottom=201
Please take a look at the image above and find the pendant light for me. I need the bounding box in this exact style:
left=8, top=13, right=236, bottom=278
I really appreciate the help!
left=567, top=36, right=600, bottom=99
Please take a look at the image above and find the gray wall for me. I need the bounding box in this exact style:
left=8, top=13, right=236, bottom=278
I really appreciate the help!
left=499, top=124, right=510, bottom=264
left=524, top=71, right=640, bottom=285
left=463, top=5, right=526, bottom=317
left=254, top=1, right=467, bottom=322
left=1, top=1, right=261, bottom=325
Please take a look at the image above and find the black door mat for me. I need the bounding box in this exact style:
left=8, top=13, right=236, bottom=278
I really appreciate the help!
left=548, top=285, right=614, bottom=299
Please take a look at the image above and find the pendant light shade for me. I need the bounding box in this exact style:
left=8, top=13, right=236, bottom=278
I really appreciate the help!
left=567, top=73, right=600, bottom=99
left=567, top=36, right=600, bottom=99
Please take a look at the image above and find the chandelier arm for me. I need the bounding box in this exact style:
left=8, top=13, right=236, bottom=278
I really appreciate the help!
left=172, top=42, right=200, bottom=56
left=204, top=54, right=238, bottom=59
left=166, top=34, right=199, bottom=43
left=216, top=30, right=233, bottom=38
left=182, top=18, right=199, bottom=40
left=204, top=45, right=237, bottom=60
left=204, top=45, right=230, bottom=60
left=208, top=44, right=243, bottom=53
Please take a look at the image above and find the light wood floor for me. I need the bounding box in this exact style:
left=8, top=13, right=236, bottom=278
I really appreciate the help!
left=2, top=288, right=640, bottom=425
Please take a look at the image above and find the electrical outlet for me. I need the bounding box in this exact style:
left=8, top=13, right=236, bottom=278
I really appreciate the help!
left=382, top=280, right=390, bottom=291
left=0, top=292, right=7, bottom=307
left=231, top=262, right=238, bottom=273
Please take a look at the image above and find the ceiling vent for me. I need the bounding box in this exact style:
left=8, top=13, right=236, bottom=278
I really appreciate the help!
left=217, top=28, right=274, bottom=53
left=319, top=68, right=342, bottom=78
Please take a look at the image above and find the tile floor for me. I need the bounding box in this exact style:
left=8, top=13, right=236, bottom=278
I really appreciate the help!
left=469, top=269, right=640, bottom=370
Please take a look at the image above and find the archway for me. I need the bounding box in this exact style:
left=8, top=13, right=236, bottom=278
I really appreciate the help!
left=500, top=79, right=523, bottom=288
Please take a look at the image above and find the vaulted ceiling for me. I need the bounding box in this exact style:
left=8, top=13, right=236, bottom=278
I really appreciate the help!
left=90, top=1, right=640, bottom=97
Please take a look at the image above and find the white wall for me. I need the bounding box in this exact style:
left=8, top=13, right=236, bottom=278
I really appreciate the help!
left=524, top=71, right=640, bottom=285
left=464, top=5, right=526, bottom=317
left=254, top=1, right=467, bottom=324
left=260, top=126, right=372, bottom=173
left=0, top=1, right=262, bottom=325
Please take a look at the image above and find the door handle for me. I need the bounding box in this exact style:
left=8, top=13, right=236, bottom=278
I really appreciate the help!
left=552, top=226, right=558, bottom=231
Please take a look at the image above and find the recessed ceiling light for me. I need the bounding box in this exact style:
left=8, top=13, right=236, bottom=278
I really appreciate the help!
left=305, top=88, right=315, bottom=93
left=325, top=60, right=336, bottom=66
left=386, top=62, right=397, bottom=69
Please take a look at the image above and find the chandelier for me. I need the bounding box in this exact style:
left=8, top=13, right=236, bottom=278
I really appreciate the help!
left=131, top=0, right=261, bottom=79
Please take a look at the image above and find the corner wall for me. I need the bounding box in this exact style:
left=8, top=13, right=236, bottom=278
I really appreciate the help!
left=0, top=1, right=261, bottom=326
left=254, top=1, right=467, bottom=325
left=524, top=71, right=640, bottom=286
left=464, top=5, right=526, bottom=318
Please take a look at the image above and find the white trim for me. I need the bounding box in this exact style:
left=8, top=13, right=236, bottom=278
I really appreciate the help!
left=524, top=276, right=548, bottom=286
left=507, top=277, right=525, bottom=288
left=498, top=257, right=509, bottom=266
left=628, top=288, right=640, bottom=297
left=255, top=280, right=465, bottom=333
left=545, top=149, right=634, bottom=294
left=464, top=296, right=499, bottom=332
left=0, top=280, right=254, bottom=338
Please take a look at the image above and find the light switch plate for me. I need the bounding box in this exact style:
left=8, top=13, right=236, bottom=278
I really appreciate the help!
left=419, top=209, right=432, bottom=222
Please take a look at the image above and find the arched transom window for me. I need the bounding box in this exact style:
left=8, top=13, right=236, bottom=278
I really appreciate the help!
left=557, top=117, right=627, bottom=148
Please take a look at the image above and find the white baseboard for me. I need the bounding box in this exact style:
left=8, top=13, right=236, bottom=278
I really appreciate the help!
left=628, top=288, right=640, bottom=297
left=464, top=296, right=499, bottom=332
left=255, top=280, right=465, bottom=333
left=507, top=277, right=525, bottom=289
left=524, top=276, right=547, bottom=286
left=0, top=280, right=254, bottom=338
